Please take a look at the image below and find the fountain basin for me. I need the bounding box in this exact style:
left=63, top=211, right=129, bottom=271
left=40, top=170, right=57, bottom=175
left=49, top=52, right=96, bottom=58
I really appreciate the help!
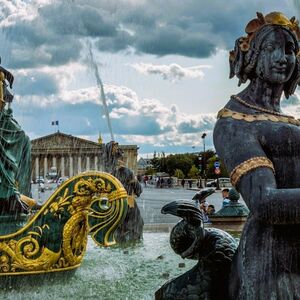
left=0, top=233, right=195, bottom=299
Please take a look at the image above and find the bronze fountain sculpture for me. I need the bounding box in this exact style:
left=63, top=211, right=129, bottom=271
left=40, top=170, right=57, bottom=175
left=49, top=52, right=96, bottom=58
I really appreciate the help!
left=103, top=141, right=144, bottom=243
left=0, top=62, right=128, bottom=281
left=157, top=11, right=300, bottom=299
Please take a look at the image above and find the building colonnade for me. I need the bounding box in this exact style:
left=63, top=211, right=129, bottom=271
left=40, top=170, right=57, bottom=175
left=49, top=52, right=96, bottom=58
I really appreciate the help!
left=32, top=152, right=104, bottom=180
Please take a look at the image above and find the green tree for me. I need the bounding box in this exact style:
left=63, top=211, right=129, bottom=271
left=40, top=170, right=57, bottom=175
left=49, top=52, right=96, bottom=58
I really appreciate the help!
left=145, top=168, right=156, bottom=175
left=150, top=151, right=217, bottom=178
left=165, top=153, right=196, bottom=176
left=151, top=151, right=160, bottom=171
left=187, top=165, right=199, bottom=178
left=174, top=168, right=185, bottom=179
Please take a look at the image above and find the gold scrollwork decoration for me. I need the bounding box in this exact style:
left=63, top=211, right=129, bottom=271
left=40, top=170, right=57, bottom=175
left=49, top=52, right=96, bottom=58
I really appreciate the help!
left=0, top=172, right=128, bottom=276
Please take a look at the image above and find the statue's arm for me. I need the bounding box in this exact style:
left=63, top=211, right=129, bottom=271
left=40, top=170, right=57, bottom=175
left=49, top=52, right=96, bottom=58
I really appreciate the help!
left=238, top=170, right=300, bottom=225
left=214, top=119, right=300, bottom=225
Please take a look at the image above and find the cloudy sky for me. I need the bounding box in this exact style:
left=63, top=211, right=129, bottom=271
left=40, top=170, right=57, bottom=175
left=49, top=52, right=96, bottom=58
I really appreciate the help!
left=0, top=0, right=299, bottom=156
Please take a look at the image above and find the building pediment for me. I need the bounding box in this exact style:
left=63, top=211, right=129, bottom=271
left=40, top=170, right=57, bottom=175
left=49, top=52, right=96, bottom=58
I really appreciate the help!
left=31, top=132, right=101, bottom=151
left=30, top=132, right=138, bottom=175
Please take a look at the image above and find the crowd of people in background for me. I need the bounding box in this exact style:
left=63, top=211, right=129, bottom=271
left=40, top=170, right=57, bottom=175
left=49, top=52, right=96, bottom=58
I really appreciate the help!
left=136, top=175, right=202, bottom=189
left=198, top=188, right=233, bottom=223
left=137, top=175, right=174, bottom=188
left=199, top=197, right=216, bottom=223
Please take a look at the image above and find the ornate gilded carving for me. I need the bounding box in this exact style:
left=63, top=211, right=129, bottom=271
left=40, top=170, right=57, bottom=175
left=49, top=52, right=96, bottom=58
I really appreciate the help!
left=230, top=157, right=275, bottom=187
left=0, top=71, right=5, bottom=110
left=0, top=171, right=128, bottom=276
left=217, top=108, right=300, bottom=126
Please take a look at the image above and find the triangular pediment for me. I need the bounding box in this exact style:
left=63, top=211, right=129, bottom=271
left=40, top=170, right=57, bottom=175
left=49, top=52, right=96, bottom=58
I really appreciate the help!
left=31, top=132, right=101, bottom=150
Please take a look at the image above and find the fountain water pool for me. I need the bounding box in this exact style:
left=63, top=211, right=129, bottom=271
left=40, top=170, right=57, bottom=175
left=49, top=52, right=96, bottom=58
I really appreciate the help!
left=0, top=233, right=195, bottom=300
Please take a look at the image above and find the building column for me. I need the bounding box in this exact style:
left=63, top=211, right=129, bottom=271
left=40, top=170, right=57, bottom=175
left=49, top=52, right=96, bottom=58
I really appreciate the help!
left=43, top=156, right=48, bottom=178
left=78, top=156, right=82, bottom=174
left=94, top=156, right=98, bottom=171
left=35, top=156, right=39, bottom=180
left=52, top=156, right=57, bottom=168
left=86, top=156, right=90, bottom=171
left=61, top=156, right=65, bottom=177
left=99, top=155, right=104, bottom=172
left=69, top=156, right=73, bottom=177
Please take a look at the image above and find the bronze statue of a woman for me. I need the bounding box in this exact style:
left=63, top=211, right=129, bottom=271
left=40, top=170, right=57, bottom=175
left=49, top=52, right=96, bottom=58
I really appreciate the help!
left=214, top=12, right=300, bottom=298
left=0, top=62, right=32, bottom=214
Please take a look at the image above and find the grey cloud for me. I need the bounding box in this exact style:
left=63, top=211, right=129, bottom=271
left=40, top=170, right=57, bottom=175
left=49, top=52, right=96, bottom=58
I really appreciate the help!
left=135, top=25, right=216, bottom=58
left=113, top=115, right=171, bottom=135
left=4, top=24, right=82, bottom=69
left=14, top=72, right=59, bottom=96
left=41, top=3, right=116, bottom=37
left=177, top=117, right=215, bottom=134
left=1, top=1, right=117, bottom=68
left=1, top=0, right=297, bottom=69
left=14, top=99, right=172, bottom=137
left=96, top=30, right=134, bottom=52
left=129, top=63, right=209, bottom=82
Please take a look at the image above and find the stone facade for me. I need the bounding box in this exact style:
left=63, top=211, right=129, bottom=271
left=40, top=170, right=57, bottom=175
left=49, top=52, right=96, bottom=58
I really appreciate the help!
left=31, top=132, right=138, bottom=180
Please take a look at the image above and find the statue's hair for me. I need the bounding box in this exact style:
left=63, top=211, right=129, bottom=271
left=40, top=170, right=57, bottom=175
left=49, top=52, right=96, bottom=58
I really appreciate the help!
left=103, top=141, right=123, bottom=172
left=229, top=25, right=300, bottom=98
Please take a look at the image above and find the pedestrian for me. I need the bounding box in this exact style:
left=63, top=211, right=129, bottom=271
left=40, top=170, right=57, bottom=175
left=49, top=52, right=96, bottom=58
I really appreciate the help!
left=197, top=178, right=202, bottom=188
left=181, top=179, right=185, bottom=188
left=143, top=175, right=148, bottom=187
left=167, top=177, right=172, bottom=188
left=199, top=199, right=209, bottom=214
left=156, top=177, right=160, bottom=188
left=221, top=188, right=230, bottom=208
left=207, top=204, right=215, bottom=215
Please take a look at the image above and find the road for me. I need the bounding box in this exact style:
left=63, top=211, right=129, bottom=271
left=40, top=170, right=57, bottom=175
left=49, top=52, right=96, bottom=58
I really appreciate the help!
left=32, top=183, right=245, bottom=224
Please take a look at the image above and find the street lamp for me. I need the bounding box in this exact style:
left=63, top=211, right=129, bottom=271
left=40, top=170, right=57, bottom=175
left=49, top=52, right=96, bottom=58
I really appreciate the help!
left=198, top=154, right=203, bottom=188
left=201, top=133, right=207, bottom=186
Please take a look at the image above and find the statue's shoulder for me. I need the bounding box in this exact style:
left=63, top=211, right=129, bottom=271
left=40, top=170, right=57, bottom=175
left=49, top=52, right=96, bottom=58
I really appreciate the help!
left=214, top=106, right=266, bottom=174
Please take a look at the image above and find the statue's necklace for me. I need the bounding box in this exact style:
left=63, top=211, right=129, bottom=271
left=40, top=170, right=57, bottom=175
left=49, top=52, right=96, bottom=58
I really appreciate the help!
left=231, top=95, right=291, bottom=118
left=217, top=107, right=300, bottom=126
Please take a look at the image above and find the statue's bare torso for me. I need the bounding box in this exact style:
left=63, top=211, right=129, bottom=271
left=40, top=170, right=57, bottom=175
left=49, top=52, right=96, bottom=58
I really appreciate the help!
left=215, top=108, right=300, bottom=298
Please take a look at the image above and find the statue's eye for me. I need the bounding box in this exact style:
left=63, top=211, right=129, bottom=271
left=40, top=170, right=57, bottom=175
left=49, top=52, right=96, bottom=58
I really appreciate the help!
left=285, top=42, right=295, bottom=55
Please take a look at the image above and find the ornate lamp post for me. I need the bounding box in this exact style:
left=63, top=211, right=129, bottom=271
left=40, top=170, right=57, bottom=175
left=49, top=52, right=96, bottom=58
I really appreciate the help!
left=201, top=133, right=207, bottom=186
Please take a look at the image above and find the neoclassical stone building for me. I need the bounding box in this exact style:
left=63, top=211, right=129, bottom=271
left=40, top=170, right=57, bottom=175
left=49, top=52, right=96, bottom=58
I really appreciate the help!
left=31, top=132, right=138, bottom=180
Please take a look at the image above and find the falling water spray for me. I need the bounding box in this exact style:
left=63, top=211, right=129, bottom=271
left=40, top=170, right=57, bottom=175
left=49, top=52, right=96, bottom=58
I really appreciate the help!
left=87, top=42, right=114, bottom=141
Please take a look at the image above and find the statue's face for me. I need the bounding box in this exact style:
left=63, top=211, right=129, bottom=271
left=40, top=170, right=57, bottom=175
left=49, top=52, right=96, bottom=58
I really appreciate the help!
left=255, top=28, right=297, bottom=83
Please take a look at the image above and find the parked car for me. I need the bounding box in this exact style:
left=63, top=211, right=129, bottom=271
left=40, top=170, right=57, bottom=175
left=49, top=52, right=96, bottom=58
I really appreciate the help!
left=57, top=177, right=69, bottom=187
left=206, top=177, right=231, bottom=188
left=35, top=176, right=45, bottom=184
left=48, top=167, right=58, bottom=180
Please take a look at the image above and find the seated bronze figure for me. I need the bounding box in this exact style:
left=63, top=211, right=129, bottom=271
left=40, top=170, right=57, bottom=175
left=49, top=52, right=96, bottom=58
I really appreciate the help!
left=0, top=63, right=32, bottom=213
left=214, top=12, right=300, bottom=298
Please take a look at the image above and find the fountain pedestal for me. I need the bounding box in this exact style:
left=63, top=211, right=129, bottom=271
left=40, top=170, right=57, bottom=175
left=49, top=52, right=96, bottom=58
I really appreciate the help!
left=209, top=199, right=249, bottom=232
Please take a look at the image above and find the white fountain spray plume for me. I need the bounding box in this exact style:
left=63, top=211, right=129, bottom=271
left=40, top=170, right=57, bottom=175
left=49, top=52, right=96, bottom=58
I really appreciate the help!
left=87, top=41, right=115, bottom=142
